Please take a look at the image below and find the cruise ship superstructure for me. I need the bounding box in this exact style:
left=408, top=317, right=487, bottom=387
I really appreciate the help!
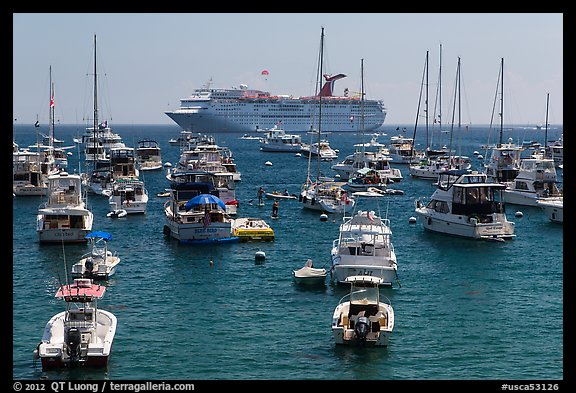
left=165, top=74, right=386, bottom=133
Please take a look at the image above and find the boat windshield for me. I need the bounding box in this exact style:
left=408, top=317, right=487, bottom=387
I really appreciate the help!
left=350, top=286, right=379, bottom=305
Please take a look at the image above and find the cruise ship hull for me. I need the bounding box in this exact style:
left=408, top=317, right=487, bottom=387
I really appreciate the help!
left=165, top=101, right=386, bottom=133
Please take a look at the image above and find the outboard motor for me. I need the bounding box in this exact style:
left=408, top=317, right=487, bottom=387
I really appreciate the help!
left=354, top=316, right=370, bottom=341
left=65, top=327, right=82, bottom=360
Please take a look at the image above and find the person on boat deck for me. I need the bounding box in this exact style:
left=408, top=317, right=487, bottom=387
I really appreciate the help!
left=284, top=189, right=289, bottom=196
left=272, top=200, right=279, bottom=217
left=258, top=187, right=265, bottom=204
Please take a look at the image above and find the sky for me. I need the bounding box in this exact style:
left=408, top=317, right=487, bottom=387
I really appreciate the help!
left=13, top=13, right=563, bottom=126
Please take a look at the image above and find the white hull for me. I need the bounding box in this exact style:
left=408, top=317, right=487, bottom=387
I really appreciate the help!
left=503, top=191, right=541, bottom=207
left=536, top=198, right=563, bottom=223
left=37, top=309, right=116, bottom=369
left=331, top=264, right=397, bottom=287
left=415, top=209, right=516, bottom=241
left=331, top=301, right=394, bottom=347
left=166, top=102, right=386, bottom=133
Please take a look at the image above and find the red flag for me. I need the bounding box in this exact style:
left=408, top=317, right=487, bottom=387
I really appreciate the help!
left=367, top=211, right=374, bottom=222
left=50, top=96, right=54, bottom=108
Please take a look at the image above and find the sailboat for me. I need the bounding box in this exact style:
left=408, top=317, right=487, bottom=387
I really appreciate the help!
left=414, top=58, right=515, bottom=241
left=82, top=35, right=127, bottom=196
left=299, top=27, right=355, bottom=214
left=409, top=47, right=469, bottom=180
left=483, top=58, right=523, bottom=185
left=334, top=59, right=402, bottom=186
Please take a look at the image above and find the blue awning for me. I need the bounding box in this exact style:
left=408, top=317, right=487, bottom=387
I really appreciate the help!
left=185, top=194, right=226, bottom=211
left=85, top=231, right=112, bottom=241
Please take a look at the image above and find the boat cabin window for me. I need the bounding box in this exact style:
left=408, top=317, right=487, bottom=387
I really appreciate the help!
left=68, top=309, right=93, bottom=322
left=514, top=181, right=529, bottom=191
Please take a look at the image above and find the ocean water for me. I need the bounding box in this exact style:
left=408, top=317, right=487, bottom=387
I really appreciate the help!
left=12, top=124, right=564, bottom=381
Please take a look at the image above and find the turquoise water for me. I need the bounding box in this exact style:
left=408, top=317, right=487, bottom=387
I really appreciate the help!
left=12, top=124, right=564, bottom=380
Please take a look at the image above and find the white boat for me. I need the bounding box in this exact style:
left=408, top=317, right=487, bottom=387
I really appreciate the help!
left=265, top=191, right=298, bottom=200
left=163, top=191, right=238, bottom=244
left=108, top=178, right=149, bottom=214
left=331, top=276, right=394, bottom=347
left=387, top=135, right=421, bottom=164
left=414, top=170, right=516, bottom=241
left=87, top=147, right=139, bottom=196
left=71, top=231, right=120, bottom=280
left=536, top=197, right=563, bottom=223
left=107, top=209, right=127, bottom=218
left=36, top=171, right=94, bottom=243
left=259, top=125, right=303, bottom=152
left=300, top=180, right=355, bottom=214
left=34, top=278, right=117, bottom=370
left=484, top=138, right=523, bottom=184
left=13, top=149, right=49, bottom=196
left=292, top=259, right=327, bottom=284
left=301, top=139, right=338, bottom=161
left=346, top=167, right=391, bottom=191
left=332, top=150, right=403, bottom=182
left=503, top=157, right=561, bottom=207
left=331, top=191, right=399, bottom=286
left=135, top=139, right=162, bottom=171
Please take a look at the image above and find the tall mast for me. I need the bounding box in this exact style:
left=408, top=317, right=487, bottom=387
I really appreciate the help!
left=498, top=57, right=504, bottom=147
left=49, top=66, right=55, bottom=145
left=544, top=92, right=550, bottom=150
left=360, top=58, right=365, bottom=158
left=449, top=57, right=461, bottom=163
left=425, top=50, right=429, bottom=151
left=315, top=27, right=324, bottom=183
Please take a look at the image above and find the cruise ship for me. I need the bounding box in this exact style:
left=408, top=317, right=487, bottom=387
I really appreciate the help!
left=165, top=74, right=387, bottom=133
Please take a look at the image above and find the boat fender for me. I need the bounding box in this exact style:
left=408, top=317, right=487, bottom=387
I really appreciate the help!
left=163, top=225, right=171, bottom=236
left=427, top=217, right=432, bottom=226
left=354, top=316, right=370, bottom=341
left=311, top=197, right=315, bottom=206
left=298, top=194, right=303, bottom=202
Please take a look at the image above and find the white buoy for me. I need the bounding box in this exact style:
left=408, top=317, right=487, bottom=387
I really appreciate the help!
left=295, top=153, right=302, bottom=157
left=515, top=211, right=523, bottom=217
left=163, top=162, right=172, bottom=167
left=255, top=250, right=266, bottom=262
left=477, top=155, right=483, bottom=160
left=265, top=161, right=273, bottom=166
left=409, top=217, right=417, bottom=224
left=320, top=213, right=328, bottom=221
left=473, top=150, right=479, bottom=155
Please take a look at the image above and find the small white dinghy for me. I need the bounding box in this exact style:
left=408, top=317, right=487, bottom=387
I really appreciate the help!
left=107, top=209, right=127, bottom=218
left=292, top=259, right=327, bottom=285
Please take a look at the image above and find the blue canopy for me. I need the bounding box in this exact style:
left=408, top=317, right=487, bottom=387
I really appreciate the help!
left=185, top=194, right=226, bottom=212
left=85, top=231, right=112, bottom=241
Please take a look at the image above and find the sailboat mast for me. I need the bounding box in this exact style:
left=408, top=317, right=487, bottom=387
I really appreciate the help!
left=425, top=50, right=429, bottom=151
left=498, top=57, right=504, bottom=147
left=438, top=43, right=442, bottom=140
left=316, top=27, right=324, bottom=183
left=49, top=66, right=55, bottom=145
left=360, top=58, right=365, bottom=158
left=544, top=92, right=550, bottom=149
left=448, top=57, right=461, bottom=162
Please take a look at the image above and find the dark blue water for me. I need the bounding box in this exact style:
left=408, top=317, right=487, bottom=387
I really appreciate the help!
left=12, top=124, right=564, bottom=380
